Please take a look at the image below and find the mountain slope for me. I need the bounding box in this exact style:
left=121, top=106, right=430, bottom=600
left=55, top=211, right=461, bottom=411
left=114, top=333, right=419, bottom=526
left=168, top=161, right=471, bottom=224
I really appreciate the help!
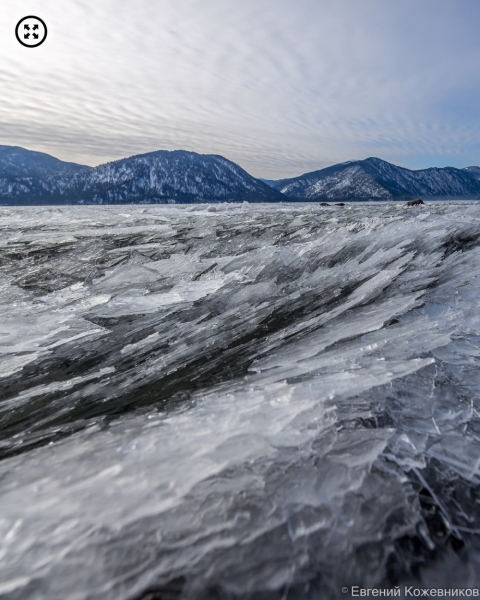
left=0, top=146, right=88, bottom=178
left=269, top=158, right=480, bottom=201
left=464, top=166, right=480, bottom=181
left=3, top=149, right=479, bottom=205
left=0, top=150, right=284, bottom=205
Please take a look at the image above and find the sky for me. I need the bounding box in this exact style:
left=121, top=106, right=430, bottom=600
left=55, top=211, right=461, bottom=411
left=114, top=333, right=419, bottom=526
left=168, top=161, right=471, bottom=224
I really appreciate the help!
left=1, top=0, right=480, bottom=178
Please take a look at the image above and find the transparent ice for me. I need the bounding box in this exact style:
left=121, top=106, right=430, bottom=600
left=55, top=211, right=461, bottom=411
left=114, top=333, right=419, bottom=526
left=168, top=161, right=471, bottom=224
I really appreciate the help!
left=1, top=202, right=480, bottom=599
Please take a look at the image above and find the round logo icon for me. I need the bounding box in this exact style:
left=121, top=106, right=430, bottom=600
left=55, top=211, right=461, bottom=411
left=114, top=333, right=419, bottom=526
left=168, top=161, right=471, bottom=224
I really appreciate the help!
left=15, top=16, right=47, bottom=48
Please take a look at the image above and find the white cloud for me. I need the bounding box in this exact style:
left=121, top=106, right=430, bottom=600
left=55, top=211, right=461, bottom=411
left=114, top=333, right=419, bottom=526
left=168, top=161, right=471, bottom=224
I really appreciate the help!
left=1, top=0, right=479, bottom=177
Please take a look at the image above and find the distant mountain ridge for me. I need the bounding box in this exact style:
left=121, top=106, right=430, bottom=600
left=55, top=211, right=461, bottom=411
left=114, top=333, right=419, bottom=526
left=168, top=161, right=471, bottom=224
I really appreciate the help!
left=0, top=148, right=283, bottom=205
left=266, top=157, right=480, bottom=200
left=1, top=146, right=480, bottom=204
left=0, top=146, right=88, bottom=178
left=464, top=166, right=480, bottom=181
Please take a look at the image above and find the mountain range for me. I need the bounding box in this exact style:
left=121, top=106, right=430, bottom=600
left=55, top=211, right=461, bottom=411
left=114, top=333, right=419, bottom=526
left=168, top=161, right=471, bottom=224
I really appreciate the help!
left=0, top=147, right=283, bottom=205
left=265, top=157, right=480, bottom=201
left=0, top=145, right=479, bottom=204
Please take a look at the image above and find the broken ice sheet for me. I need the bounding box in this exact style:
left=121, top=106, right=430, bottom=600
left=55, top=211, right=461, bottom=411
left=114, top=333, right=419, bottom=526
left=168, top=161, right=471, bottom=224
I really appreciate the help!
left=1, top=203, right=480, bottom=599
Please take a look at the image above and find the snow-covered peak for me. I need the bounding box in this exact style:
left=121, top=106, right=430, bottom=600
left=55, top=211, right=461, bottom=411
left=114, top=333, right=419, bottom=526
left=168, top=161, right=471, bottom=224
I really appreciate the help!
left=0, top=148, right=284, bottom=205
left=268, top=157, right=480, bottom=201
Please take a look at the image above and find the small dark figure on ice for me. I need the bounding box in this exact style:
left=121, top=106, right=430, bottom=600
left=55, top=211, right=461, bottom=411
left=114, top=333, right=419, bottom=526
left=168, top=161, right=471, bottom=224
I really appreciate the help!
left=406, top=198, right=424, bottom=206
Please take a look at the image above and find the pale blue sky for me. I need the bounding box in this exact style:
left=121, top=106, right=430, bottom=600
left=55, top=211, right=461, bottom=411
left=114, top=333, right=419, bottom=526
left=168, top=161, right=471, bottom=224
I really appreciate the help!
left=1, top=0, right=479, bottom=177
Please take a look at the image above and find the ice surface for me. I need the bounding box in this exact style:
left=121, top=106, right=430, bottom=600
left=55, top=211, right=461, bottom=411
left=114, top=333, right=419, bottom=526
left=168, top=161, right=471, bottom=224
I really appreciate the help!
left=1, top=202, right=480, bottom=599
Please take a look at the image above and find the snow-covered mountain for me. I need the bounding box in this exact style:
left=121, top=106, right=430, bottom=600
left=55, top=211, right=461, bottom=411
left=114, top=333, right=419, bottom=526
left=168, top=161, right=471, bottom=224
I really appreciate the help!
left=267, top=157, right=480, bottom=200
left=464, top=166, right=480, bottom=181
left=0, top=148, right=284, bottom=205
left=0, top=146, right=88, bottom=178
left=3, top=148, right=480, bottom=204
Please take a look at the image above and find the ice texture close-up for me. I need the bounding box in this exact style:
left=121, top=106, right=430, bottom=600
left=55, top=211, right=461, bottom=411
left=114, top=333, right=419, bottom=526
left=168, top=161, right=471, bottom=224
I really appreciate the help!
left=1, top=202, right=480, bottom=599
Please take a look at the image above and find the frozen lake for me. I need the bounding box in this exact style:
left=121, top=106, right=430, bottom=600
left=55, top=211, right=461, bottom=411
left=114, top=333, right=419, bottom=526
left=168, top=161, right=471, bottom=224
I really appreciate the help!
left=1, top=202, right=480, bottom=599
